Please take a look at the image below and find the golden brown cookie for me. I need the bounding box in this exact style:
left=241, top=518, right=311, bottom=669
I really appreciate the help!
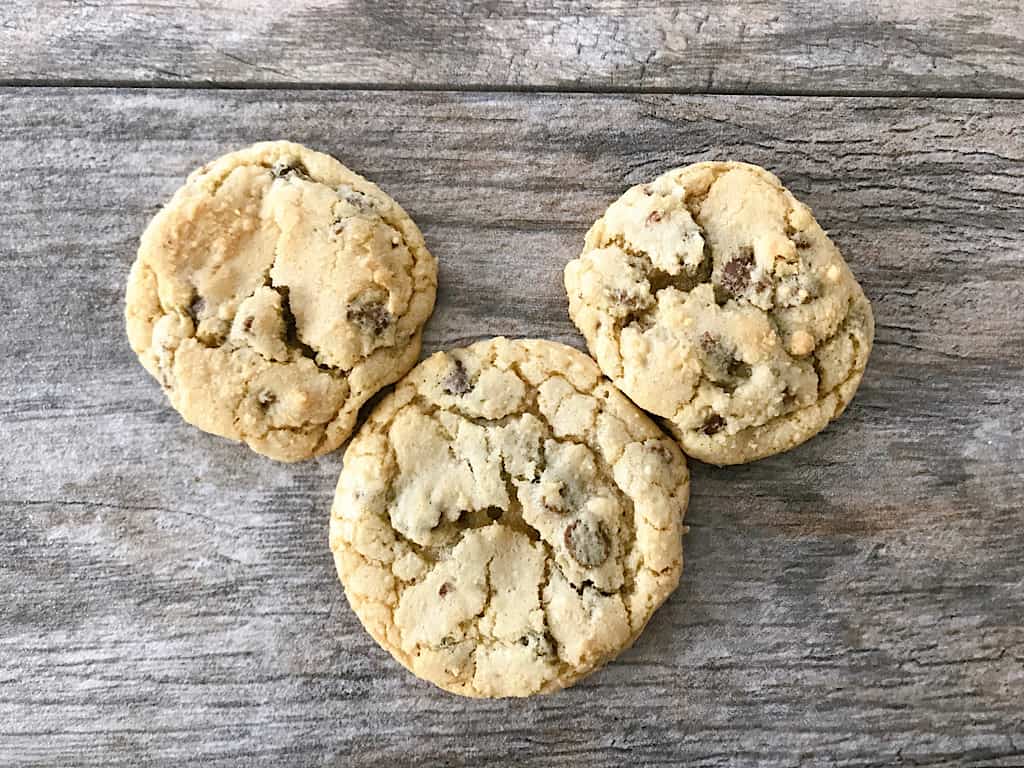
left=125, top=141, right=437, bottom=461
left=330, top=338, right=689, bottom=697
left=565, top=162, right=873, bottom=465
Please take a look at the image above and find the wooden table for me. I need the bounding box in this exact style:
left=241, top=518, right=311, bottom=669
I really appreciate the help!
left=2, top=3, right=1022, bottom=765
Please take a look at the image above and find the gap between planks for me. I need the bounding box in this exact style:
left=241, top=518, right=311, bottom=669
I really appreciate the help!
left=2, top=77, right=1024, bottom=101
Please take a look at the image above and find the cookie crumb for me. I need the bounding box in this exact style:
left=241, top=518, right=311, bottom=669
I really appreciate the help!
left=790, top=330, right=815, bottom=356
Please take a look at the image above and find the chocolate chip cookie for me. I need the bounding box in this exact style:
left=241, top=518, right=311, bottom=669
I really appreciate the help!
left=329, top=338, right=689, bottom=697
left=564, top=162, right=873, bottom=465
left=125, top=141, right=437, bottom=461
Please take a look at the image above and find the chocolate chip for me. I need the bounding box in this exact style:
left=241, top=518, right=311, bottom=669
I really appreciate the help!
left=330, top=219, right=346, bottom=236
left=270, top=159, right=310, bottom=180
left=720, top=246, right=755, bottom=297
left=727, top=359, right=752, bottom=379
left=242, top=315, right=254, bottom=333
left=648, top=241, right=713, bottom=296
left=564, top=519, right=610, bottom=568
left=642, top=185, right=654, bottom=196
left=438, top=582, right=453, bottom=597
left=346, top=297, right=392, bottom=335
left=441, top=358, right=472, bottom=396
left=650, top=443, right=674, bottom=464
left=256, top=390, right=276, bottom=408
left=699, top=332, right=750, bottom=388
left=646, top=210, right=663, bottom=224
left=519, top=631, right=556, bottom=657
left=339, top=187, right=375, bottom=213
left=702, top=414, right=726, bottom=436
left=485, top=507, right=503, bottom=521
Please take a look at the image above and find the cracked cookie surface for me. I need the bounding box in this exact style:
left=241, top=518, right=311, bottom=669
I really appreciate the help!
left=329, top=338, right=688, bottom=697
left=125, top=141, right=437, bottom=461
left=565, top=162, right=874, bottom=465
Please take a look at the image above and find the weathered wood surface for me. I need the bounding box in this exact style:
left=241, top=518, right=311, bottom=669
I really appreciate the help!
left=3, top=0, right=1024, bottom=95
left=1, top=88, right=1023, bottom=766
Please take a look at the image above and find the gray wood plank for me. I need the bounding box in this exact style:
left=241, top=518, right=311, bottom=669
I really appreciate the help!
left=1, top=87, right=1023, bottom=767
left=2, top=1, right=1024, bottom=96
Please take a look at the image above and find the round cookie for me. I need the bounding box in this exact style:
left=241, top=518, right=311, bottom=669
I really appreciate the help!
left=564, top=161, right=873, bottom=465
left=125, top=141, right=437, bottom=461
left=329, top=338, right=689, bottom=697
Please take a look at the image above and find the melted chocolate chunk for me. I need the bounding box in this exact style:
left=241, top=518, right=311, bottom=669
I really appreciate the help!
left=441, top=358, right=472, bottom=396
left=727, top=359, right=752, bottom=379
left=720, top=247, right=755, bottom=298
left=647, top=242, right=713, bottom=296
left=270, top=159, right=310, bottom=180
left=564, top=519, right=610, bottom=568
left=346, top=297, right=392, bottom=335
left=701, top=414, right=726, bottom=436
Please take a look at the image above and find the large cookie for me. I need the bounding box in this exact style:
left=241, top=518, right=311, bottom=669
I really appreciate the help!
left=125, top=141, right=437, bottom=461
left=565, top=162, right=873, bottom=465
left=329, top=338, right=688, bottom=697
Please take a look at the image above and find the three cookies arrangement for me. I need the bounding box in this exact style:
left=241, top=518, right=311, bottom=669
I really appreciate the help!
left=126, top=141, right=873, bottom=698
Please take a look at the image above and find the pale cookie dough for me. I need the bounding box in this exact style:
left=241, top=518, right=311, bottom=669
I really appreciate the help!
left=330, top=338, right=689, bottom=697
left=125, top=141, right=437, bottom=461
left=565, top=162, right=873, bottom=465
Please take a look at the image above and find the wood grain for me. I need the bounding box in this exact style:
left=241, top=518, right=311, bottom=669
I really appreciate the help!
left=1, top=87, right=1023, bottom=766
left=2, top=1, right=1024, bottom=96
